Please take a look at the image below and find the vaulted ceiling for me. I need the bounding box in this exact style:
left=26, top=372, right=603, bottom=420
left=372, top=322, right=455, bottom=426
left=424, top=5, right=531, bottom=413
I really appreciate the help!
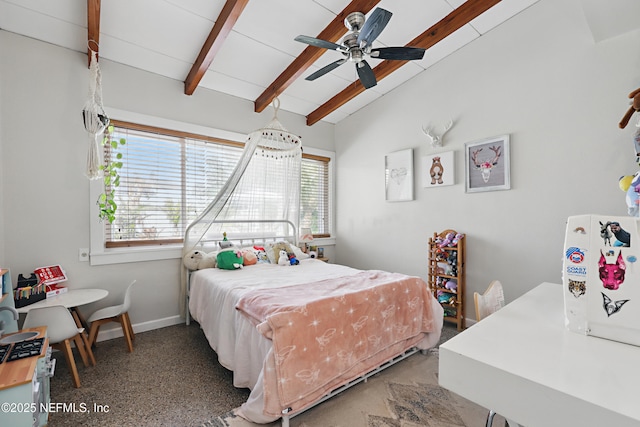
left=0, top=0, right=543, bottom=125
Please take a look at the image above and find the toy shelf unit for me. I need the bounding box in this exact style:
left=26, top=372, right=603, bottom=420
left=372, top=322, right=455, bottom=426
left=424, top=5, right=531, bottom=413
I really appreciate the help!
left=428, top=229, right=465, bottom=331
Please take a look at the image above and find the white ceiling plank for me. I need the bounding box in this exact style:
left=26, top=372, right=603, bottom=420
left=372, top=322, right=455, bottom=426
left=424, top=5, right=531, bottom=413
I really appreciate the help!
left=313, top=0, right=352, bottom=15
left=2, top=0, right=86, bottom=27
left=447, top=0, right=541, bottom=35
left=101, top=0, right=215, bottom=63
left=163, top=0, right=226, bottom=20
left=100, top=34, right=192, bottom=82
left=0, top=0, right=86, bottom=52
left=233, top=0, right=336, bottom=57
left=374, top=0, right=453, bottom=48
left=420, top=24, right=480, bottom=70
left=198, top=70, right=266, bottom=101
left=207, top=31, right=298, bottom=89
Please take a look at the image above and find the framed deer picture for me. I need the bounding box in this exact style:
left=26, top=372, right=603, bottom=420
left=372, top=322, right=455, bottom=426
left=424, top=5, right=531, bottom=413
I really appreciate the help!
left=464, top=134, right=510, bottom=193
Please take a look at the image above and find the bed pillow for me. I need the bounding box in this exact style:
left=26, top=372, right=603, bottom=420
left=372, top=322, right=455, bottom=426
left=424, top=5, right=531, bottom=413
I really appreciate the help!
left=291, top=244, right=310, bottom=260
left=266, top=241, right=294, bottom=264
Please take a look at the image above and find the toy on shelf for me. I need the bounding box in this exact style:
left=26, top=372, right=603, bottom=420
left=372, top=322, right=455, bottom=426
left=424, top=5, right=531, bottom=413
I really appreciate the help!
left=435, top=231, right=464, bottom=248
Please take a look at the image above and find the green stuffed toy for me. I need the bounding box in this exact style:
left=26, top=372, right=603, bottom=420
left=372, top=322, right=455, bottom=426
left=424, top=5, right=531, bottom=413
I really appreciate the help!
left=216, top=247, right=244, bottom=270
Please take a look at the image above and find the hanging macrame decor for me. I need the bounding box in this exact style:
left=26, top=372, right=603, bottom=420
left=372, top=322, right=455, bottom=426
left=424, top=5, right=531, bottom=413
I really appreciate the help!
left=247, top=97, right=302, bottom=158
left=82, top=48, right=110, bottom=180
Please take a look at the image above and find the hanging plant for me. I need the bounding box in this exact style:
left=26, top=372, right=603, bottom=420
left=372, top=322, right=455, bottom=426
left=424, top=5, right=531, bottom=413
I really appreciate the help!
left=97, top=125, right=126, bottom=223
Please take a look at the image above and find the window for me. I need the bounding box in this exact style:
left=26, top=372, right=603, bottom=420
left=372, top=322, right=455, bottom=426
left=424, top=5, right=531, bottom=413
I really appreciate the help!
left=98, top=120, right=331, bottom=249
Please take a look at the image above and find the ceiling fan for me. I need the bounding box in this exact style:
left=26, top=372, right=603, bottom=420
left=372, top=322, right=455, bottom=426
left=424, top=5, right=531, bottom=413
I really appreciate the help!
left=294, top=8, right=426, bottom=89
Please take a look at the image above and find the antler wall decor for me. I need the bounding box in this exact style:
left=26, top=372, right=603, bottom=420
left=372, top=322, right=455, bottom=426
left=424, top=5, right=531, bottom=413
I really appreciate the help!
left=422, top=119, right=454, bottom=147
left=471, top=145, right=502, bottom=183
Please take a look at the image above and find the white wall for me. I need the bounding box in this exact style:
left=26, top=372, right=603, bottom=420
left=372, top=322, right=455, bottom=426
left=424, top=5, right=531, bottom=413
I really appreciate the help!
left=0, top=30, right=334, bottom=333
left=333, top=0, right=640, bottom=315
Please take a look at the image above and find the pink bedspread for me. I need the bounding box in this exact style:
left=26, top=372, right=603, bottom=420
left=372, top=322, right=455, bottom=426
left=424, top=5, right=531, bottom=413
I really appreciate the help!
left=236, top=270, right=440, bottom=418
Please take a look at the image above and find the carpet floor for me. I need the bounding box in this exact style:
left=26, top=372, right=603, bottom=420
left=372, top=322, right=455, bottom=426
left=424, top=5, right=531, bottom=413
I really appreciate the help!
left=45, top=322, right=502, bottom=427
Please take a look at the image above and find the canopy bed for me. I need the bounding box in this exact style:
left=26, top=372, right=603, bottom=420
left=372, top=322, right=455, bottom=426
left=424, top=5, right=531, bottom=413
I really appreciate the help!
left=181, top=103, right=443, bottom=425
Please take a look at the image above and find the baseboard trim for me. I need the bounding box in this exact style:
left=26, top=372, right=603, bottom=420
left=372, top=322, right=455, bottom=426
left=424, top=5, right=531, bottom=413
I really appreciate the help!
left=94, top=315, right=184, bottom=343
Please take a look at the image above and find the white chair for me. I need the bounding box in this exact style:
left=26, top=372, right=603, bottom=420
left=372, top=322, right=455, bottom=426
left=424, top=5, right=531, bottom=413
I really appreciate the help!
left=23, top=305, right=94, bottom=388
left=474, top=280, right=505, bottom=322
left=474, top=280, right=507, bottom=427
left=88, top=280, right=137, bottom=352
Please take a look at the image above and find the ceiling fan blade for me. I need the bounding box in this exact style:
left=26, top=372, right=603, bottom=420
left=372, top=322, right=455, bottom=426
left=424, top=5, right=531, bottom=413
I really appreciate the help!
left=356, top=60, right=377, bottom=89
left=294, top=35, right=345, bottom=52
left=370, top=47, right=426, bottom=61
left=357, top=8, right=392, bottom=48
left=305, top=59, right=348, bottom=81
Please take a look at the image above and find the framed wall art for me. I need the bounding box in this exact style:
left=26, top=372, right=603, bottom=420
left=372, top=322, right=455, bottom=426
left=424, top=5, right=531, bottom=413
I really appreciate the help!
left=465, top=135, right=510, bottom=193
left=385, top=148, right=413, bottom=202
left=422, top=150, right=454, bottom=188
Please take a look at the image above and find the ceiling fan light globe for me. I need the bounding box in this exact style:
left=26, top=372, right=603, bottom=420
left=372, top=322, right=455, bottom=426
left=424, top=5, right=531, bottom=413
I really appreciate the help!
left=344, top=12, right=365, bottom=31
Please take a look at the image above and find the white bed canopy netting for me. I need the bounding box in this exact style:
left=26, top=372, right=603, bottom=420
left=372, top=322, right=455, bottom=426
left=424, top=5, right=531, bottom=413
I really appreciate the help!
left=82, top=48, right=110, bottom=180
left=180, top=100, right=302, bottom=315
left=183, top=100, right=302, bottom=253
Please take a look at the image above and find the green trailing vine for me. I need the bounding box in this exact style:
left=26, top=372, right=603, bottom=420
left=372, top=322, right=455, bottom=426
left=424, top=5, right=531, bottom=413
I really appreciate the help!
left=97, top=125, right=126, bottom=223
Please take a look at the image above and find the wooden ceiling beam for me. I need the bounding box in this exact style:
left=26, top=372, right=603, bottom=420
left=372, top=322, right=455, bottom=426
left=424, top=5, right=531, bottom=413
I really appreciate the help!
left=306, top=0, right=502, bottom=126
left=87, top=0, right=100, bottom=67
left=254, top=0, right=381, bottom=113
left=184, top=0, right=250, bottom=95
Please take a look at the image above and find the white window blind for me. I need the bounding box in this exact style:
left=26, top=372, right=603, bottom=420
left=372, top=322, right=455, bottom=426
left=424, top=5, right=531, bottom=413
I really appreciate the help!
left=300, top=154, right=330, bottom=237
left=102, top=121, right=330, bottom=248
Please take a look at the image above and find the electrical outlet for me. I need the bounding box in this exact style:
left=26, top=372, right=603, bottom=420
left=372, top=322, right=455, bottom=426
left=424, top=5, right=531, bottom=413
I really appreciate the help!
left=79, top=248, right=90, bottom=262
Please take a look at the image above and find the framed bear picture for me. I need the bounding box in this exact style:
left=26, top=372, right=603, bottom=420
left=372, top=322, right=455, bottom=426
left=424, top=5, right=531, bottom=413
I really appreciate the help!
left=422, top=151, right=454, bottom=188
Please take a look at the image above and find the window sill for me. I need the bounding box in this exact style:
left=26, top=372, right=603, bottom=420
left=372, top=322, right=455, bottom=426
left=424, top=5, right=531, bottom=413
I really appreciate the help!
left=90, top=245, right=182, bottom=266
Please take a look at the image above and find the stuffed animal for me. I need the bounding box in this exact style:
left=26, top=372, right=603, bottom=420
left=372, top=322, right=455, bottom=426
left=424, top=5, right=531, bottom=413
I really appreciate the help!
left=437, top=290, right=455, bottom=304
left=242, top=249, right=258, bottom=266
left=288, top=253, right=299, bottom=265
left=619, top=172, right=640, bottom=216
left=253, top=245, right=269, bottom=263
left=619, top=88, right=640, bottom=129
left=444, top=279, right=458, bottom=292
left=278, top=250, right=289, bottom=266
left=439, top=232, right=463, bottom=248
left=218, top=231, right=233, bottom=249
left=447, top=251, right=458, bottom=275
left=216, top=248, right=244, bottom=270
left=183, top=250, right=217, bottom=270
left=437, top=232, right=453, bottom=248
